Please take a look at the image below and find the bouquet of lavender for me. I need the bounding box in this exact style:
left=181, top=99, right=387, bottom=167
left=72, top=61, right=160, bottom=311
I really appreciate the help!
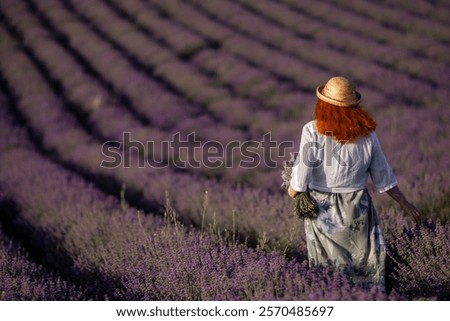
left=292, top=189, right=319, bottom=219
left=281, top=153, right=318, bottom=220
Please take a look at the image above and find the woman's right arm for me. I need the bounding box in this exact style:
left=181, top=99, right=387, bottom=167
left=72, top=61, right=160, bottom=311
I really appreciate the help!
left=386, top=185, right=421, bottom=223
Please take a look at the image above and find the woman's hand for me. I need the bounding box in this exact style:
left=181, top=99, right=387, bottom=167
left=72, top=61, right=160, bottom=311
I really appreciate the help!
left=386, top=186, right=421, bottom=223
left=400, top=201, right=421, bottom=224
left=288, top=186, right=299, bottom=199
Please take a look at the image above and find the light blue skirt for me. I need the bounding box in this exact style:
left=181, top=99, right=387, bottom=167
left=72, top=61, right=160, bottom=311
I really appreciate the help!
left=305, top=188, right=386, bottom=290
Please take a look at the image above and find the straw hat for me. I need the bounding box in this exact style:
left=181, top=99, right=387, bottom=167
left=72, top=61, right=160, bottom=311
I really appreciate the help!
left=316, top=76, right=361, bottom=107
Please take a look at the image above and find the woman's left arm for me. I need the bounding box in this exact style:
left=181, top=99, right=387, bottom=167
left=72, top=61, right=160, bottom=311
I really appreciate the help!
left=288, top=123, right=314, bottom=198
left=288, top=186, right=299, bottom=198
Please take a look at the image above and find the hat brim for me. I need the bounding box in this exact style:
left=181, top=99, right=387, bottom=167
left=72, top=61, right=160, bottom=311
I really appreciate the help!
left=316, top=85, right=361, bottom=107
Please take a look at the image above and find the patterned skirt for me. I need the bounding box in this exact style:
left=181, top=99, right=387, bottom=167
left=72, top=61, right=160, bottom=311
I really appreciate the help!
left=305, top=188, right=386, bottom=290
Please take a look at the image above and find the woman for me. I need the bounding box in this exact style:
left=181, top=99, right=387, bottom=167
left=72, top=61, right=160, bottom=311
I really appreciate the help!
left=288, top=76, right=420, bottom=290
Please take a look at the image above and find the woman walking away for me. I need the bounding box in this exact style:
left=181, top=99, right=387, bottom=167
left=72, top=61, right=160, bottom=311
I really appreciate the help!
left=287, top=76, right=420, bottom=291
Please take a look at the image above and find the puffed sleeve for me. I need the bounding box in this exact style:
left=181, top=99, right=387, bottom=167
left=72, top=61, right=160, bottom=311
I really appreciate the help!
left=369, top=132, right=398, bottom=193
left=290, top=123, right=316, bottom=192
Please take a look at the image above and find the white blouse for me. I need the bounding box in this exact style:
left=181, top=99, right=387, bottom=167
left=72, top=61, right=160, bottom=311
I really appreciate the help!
left=290, top=121, right=397, bottom=193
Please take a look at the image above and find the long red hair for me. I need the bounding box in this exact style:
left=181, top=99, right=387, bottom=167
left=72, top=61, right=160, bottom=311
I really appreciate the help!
left=314, top=99, right=376, bottom=142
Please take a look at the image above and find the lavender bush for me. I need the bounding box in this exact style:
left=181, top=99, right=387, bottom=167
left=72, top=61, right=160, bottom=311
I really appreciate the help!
left=0, top=229, right=85, bottom=301
left=386, top=220, right=450, bottom=300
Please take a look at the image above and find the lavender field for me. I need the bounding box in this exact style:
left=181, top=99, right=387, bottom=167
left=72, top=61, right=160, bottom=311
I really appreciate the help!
left=0, top=0, right=449, bottom=300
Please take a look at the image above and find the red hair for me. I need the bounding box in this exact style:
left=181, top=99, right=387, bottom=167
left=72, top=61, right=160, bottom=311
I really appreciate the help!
left=314, top=99, right=376, bottom=142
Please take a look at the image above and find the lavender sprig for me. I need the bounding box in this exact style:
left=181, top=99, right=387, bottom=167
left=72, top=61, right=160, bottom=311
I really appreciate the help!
left=281, top=152, right=297, bottom=190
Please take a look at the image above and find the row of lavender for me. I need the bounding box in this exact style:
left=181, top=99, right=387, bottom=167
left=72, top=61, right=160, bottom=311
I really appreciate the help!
left=0, top=229, right=85, bottom=300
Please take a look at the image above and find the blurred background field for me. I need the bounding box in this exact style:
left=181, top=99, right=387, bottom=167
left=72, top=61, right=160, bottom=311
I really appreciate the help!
left=0, top=0, right=449, bottom=300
